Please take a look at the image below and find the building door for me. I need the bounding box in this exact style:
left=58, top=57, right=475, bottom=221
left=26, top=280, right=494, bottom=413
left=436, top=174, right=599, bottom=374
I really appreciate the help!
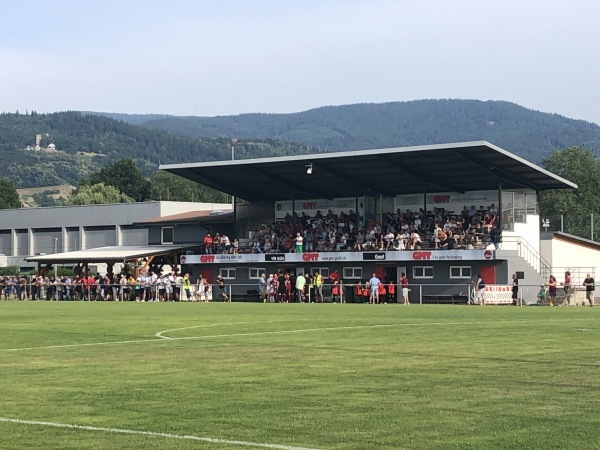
left=383, top=266, right=397, bottom=283
left=201, top=269, right=212, bottom=284
left=480, top=266, right=496, bottom=284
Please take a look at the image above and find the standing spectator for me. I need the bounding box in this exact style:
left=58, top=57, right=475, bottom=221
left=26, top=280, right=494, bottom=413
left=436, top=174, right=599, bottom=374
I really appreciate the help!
left=216, top=273, right=228, bottom=301
left=203, top=233, right=213, bottom=254
left=174, top=273, right=183, bottom=301
left=488, top=225, right=502, bottom=250
left=119, top=274, right=128, bottom=301
left=401, top=272, right=410, bottom=305
left=369, top=273, right=380, bottom=304
left=512, top=273, right=519, bottom=306
left=583, top=273, right=595, bottom=307
left=561, top=271, right=572, bottom=306
left=475, top=273, right=486, bottom=305
left=222, top=234, right=231, bottom=254
left=295, top=272, right=306, bottom=303
left=258, top=273, right=267, bottom=302
left=214, top=233, right=223, bottom=254
left=294, top=232, right=304, bottom=253
left=387, top=280, right=396, bottom=304
left=182, top=273, right=192, bottom=301
left=313, top=270, right=324, bottom=303
left=547, top=275, right=557, bottom=307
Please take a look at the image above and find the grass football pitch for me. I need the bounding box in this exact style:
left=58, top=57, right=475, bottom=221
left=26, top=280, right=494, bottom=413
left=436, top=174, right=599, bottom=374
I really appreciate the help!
left=1, top=302, right=599, bottom=449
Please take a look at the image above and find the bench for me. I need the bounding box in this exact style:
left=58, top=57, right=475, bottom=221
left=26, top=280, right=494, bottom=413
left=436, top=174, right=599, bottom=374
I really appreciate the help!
left=422, top=295, right=468, bottom=305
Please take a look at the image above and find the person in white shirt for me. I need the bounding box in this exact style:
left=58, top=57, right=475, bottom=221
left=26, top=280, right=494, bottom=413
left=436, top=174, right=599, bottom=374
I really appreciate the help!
left=222, top=234, right=231, bottom=253
left=384, top=231, right=395, bottom=249
left=164, top=272, right=173, bottom=301
left=369, top=274, right=381, bottom=304
left=175, top=274, right=183, bottom=301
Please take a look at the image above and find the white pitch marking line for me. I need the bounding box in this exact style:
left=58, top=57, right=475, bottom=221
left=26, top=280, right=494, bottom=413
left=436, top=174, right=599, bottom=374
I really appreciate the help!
left=155, top=319, right=306, bottom=339
left=0, top=318, right=594, bottom=353
left=155, top=321, right=255, bottom=340
left=0, top=417, right=321, bottom=450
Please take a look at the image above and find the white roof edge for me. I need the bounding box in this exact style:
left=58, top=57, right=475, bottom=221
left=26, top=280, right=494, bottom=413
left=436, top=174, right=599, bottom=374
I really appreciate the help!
left=159, top=141, right=490, bottom=170
left=483, top=142, right=578, bottom=189
left=25, top=244, right=193, bottom=262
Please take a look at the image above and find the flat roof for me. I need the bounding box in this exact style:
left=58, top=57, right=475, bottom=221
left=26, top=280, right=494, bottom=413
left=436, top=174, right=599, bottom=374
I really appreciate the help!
left=133, top=209, right=233, bottom=226
left=25, top=245, right=197, bottom=264
left=160, top=141, right=577, bottom=202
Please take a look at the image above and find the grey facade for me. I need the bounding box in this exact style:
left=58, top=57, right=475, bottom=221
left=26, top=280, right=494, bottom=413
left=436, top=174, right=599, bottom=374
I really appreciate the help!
left=0, top=201, right=230, bottom=270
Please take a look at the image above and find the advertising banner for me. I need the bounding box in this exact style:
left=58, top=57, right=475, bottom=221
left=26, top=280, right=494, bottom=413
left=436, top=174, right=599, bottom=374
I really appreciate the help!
left=274, top=198, right=358, bottom=221
left=181, top=249, right=495, bottom=264
left=394, top=190, right=498, bottom=213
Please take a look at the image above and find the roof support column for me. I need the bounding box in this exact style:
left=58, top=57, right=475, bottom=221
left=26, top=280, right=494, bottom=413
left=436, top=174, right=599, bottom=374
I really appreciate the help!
left=379, top=194, right=383, bottom=228
left=79, top=226, right=85, bottom=251
left=116, top=225, right=122, bottom=246
left=28, top=228, right=34, bottom=256
left=497, top=183, right=502, bottom=230
left=233, top=199, right=237, bottom=240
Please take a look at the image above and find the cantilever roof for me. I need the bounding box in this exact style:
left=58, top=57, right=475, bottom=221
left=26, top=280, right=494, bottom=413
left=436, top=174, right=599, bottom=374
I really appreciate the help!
left=160, top=141, right=577, bottom=202
left=25, top=245, right=195, bottom=264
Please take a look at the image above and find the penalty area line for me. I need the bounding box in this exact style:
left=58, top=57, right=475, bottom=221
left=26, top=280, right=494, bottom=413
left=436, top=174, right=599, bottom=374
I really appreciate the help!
left=0, top=417, right=322, bottom=450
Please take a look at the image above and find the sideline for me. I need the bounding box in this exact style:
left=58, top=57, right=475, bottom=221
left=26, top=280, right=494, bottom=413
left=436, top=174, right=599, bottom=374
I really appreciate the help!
left=0, top=417, right=321, bottom=450
left=1, top=318, right=594, bottom=353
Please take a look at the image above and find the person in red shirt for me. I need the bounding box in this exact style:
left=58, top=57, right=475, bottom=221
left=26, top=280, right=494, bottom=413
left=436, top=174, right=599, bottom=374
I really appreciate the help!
left=387, top=280, right=396, bottom=304
left=401, top=272, right=410, bottom=305
left=203, top=233, right=213, bottom=254
left=378, top=282, right=387, bottom=303
left=362, top=284, right=370, bottom=303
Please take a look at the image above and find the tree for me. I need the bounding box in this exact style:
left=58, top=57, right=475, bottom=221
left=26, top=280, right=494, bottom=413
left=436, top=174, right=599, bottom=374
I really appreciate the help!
left=85, top=159, right=151, bottom=201
left=540, top=146, right=600, bottom=215
left=148, top=170, right=227, bottom=203
left=66, top=183, right=134, bottom=205
left=0, top=178, right=21, bottom=209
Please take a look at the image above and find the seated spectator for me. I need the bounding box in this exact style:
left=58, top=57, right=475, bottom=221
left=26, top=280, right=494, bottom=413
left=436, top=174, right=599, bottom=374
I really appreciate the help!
left=409, top=231, right=421, bottom=249
left=468, top=205, right=478, bottom=218
left=395, top=232, right=406, bottom=251
left=252, top=237, right=263, bottom=253
left=482, top=213, right=495, bottom=233
left=384, top=230, right=395, bottom=249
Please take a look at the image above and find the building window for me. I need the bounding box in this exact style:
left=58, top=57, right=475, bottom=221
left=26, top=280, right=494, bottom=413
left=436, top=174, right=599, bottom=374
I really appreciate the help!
left=450, top=266, right=472, bottom=279
left=248, top=267, right=266, bottom=279
left=311, top=267, right=330, bottom=278
left=219, top=268, right=236, bottom=279
left=343, top=267, right=362, bottom=279
left=413, top=266, right=434, bottom=279
left=161, top=227, right=174, bottom=244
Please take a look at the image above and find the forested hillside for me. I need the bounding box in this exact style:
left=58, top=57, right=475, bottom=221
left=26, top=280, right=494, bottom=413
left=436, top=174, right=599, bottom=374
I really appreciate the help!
left=129, top=100, right=600, bottom=162
left=4, top=100, right=600, bottom=189
left=0, top=112, right=315, bottom=188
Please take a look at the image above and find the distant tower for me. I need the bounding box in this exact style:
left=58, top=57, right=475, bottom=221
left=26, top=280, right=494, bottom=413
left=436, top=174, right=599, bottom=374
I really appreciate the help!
left=35, top=134, right=42, bottom=146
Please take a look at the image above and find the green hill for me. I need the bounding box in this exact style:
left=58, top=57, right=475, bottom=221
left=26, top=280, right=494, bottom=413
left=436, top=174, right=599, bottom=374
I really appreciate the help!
left=132, top=99, right=600, bottom=162
left=3, top=99, right=600, bottom=189
left=0, top=111, right=315, bottom=188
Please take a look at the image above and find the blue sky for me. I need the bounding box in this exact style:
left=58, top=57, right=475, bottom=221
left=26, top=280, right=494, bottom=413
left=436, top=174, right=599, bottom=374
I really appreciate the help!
left=1, top=0, right=599, bottom=124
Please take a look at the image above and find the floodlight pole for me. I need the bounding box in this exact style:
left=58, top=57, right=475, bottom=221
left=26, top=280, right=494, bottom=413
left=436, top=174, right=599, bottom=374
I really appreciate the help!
left=230, top=138, right=238, bottom=238
left=54, top=237, right=58, bottom=279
